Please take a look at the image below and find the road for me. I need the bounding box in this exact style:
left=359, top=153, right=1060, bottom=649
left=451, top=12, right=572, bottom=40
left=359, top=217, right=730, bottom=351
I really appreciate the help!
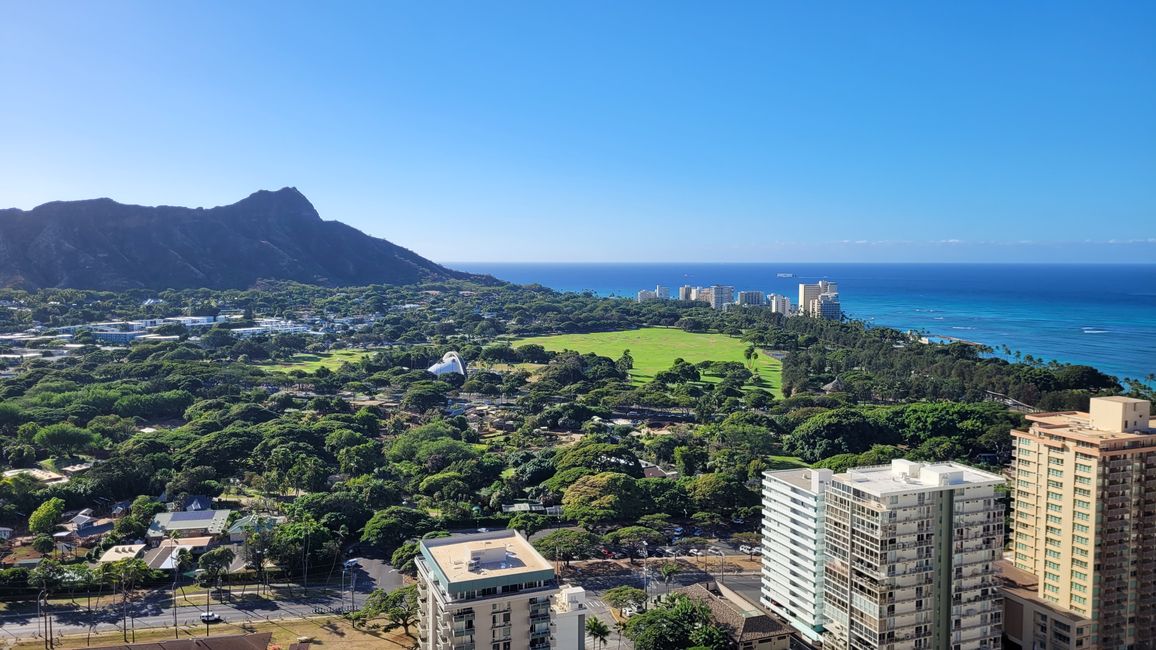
left=0, top=557, right=401, bottom=644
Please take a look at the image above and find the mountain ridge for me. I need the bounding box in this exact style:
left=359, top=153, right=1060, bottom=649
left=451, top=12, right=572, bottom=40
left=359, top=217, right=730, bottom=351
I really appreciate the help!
left=0, top=188, right=487, bottom=290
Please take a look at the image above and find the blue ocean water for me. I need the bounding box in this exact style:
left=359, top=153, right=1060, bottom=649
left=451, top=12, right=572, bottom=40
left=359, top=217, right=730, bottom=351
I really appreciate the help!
left=451, top=263, right=1156, bottom=382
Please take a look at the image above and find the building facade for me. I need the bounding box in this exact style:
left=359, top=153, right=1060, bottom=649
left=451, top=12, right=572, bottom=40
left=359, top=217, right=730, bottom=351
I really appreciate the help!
left=822, top=460, right=1005, bottom=650
left=761, top=468, right=833, bottom=642
left=416, top=530, right=576, bottom=650
left=797, top=280, right=840, bottom=319
left=1003, top=396, right=1156, bottom=649
left=737, top=291, right=767, bottom=306
left=768, top=294, right=791, bottom=315
left=678, top=285, right=694, bottom=301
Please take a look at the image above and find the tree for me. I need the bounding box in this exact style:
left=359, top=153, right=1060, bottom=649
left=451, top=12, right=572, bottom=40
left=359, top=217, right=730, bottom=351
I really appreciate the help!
left=659, top=562, right=680, bottom=585
left=623, top=594, right=712, bottom=650
left=389, top=541, right=421, bottom=576
left=28, top=497, right=65, bottom=535
left=532, top=529, right=600, bottom=566
left=107, top=558, right=151, bottom=642
left=787, top=408, right=885, bottom=463
left=602, top=585, right=647, bottom=613
left=674, top=446, right=707, bottom=477
left=561, top=472, right=641, bottom=526
left=586, top=617, right=611, bottom=650
left=32, top=423, right=99, bottom=453
left=361, top=507, right=436, bottom=555
left=603, top=526, right=665, bottom=558
left=507, top=512, right=550, bottom=538
left=358, top=585, right=419, bottom=636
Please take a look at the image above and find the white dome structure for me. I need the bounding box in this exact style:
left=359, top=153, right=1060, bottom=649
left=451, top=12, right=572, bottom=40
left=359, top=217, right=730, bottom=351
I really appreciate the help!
left=427, top=351, right=467, bottom=377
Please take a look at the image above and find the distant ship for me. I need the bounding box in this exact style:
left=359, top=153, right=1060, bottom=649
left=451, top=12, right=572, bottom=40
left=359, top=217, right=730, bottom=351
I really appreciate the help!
left=776, top=272, right=795, bottom=278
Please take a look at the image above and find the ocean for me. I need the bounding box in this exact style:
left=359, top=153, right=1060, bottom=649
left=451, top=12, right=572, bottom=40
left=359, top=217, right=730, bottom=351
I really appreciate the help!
left=450, top=263, right=1156, bottom=382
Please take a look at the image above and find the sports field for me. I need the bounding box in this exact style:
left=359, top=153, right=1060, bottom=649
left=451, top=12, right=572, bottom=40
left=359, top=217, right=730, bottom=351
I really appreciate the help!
left=262, top=348, right=379, bottom=373
left=511, top=327, right=782, bottom=396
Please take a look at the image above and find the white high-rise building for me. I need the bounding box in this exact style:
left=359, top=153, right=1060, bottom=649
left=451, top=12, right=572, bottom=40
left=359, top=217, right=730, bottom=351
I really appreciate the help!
left=654, top=285, right=670, bottom=300
left=823, top=460, right=1005, bottom=650
left=762, top=468, right=833, bottom=642
left=709, top=285, right=734, bottom=309
left=636, top=289, right=657, bottom=303
left=763, top=460, right=1005, bottom=650
left=678, top=285, right=694, bottom=301
left=768, top=294, right=791, bottom=315
left=736, top=290, right=766, bottom=306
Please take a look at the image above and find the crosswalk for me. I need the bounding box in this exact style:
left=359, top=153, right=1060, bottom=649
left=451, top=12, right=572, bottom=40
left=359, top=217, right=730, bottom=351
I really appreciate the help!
left=586, top=598, right=606, bottom=610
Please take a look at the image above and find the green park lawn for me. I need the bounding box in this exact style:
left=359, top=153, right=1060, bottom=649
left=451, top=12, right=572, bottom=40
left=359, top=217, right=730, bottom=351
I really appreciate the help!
left=511, top=327, right=783, bottom=397
left=261, top=348, right=380, bottom=373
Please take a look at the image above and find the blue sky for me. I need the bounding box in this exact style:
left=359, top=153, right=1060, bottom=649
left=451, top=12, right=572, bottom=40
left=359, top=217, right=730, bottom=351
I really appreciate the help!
left=1, top=2, right=1153, bottom=263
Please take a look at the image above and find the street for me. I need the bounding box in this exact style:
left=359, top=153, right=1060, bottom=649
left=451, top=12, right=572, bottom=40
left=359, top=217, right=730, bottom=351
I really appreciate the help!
left=0, top=558, right=402, bottom=645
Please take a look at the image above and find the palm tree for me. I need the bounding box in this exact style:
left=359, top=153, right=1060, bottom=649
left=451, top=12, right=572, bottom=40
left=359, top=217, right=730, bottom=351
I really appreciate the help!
left=109, top=559, right=149, bottom=642
left=585, top=617, right=610, bottom=650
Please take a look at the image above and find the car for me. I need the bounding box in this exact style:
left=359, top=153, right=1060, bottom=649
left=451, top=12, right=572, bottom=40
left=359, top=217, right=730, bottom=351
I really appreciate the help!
left=343, top=558, right=360, bottom=568
left=477, top=527, right=490, bottom=533
left=688, top=548, right=702, bottom=556
left=738, top=545, right=755, bottom=554
left=200, top=612, right=221, bottom=623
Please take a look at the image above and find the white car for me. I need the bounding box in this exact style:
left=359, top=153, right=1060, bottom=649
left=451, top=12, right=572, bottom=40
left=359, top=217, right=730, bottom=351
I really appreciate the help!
left=739, top=545, right=756, bottom=554
left=688, top=548, right=702, bottom=556
left=200, top=612, right=221, bottom=623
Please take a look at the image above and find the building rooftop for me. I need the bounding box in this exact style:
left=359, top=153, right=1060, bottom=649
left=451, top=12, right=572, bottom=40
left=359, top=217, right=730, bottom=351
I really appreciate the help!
left=420, top=530, right=553, bottom=592
left=836, top=459, right=1004, bottom=497
left=764, top=468, right=831, bottom=493
left=1023, top=397, right=1153, bottom=443
left=677, top=582, right=791, bottom=643
left=147, top=509, right=232, bottom=537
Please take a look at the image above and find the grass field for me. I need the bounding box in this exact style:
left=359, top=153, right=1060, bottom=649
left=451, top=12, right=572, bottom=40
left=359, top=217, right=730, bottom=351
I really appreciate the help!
left=511, top=327, right=783, bottom=397
left=262, top=349, right=380, bottom=373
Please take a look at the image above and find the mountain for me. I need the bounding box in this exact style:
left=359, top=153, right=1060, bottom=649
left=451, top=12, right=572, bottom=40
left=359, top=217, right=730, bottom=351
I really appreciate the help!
left=0, top=188, right=486, bottom=290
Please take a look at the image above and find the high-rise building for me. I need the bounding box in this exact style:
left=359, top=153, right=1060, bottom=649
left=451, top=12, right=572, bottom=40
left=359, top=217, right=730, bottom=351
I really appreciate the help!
left=765, top=460, right=1004, bottom=650
left=768, top=293, right=791, bottom=315
left=761, top=468, right=833, bottom=642
left=1002, top=396, right=1156, bottom=649
left=636, top=289, right=657, bottom=303
left=737, top=290, right=767, bottom=306
left=709, top=285, right=734, bottom=309
left=696, top=287, right=713, bottom=305
left=654, top=285, right=670, bottom=300
left=798, top=280, right=839, bottom=319
left=678, top=285, right=694, bottom=301
left=416, top=530, right=581, bottom=650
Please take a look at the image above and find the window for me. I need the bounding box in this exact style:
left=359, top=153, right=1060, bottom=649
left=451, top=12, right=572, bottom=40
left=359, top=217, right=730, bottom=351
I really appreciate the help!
left=1046, top=549, right=1061, bottom=559
left=1072, top=559, right=1088, bottom=569
left=1045, top=572, right=1061, bottom=582
left=1049, top=457, right=1064, bottom=466
left=1073, top=582, right=1087, bottom=593
left=1075, top=488, right=1091, bottom=497
left=1047, top=515, right=1063, bottom=525
left=1075, top=463, right=1092, bottom=473
left=1074, top=511, right=1090, bottom=521
left=1047, top=503, right=1063, bottom=512
left=1047, top=526, right=1062, bottom=536
left=1073, top=535, right=1089, bottom=545
left=1073, top=547, right=1088, bottom=557
left=1044, top=582, right=1060, bottom=593
left=1048, top=469, right=1064, bottom=478
left=1072, top=570, right=1087, bottom=581
left=1075, top=476, right=1091, bottom=485
left=1075, top=499, right=1090, bottom=509
left=1073, top=523, right=1089, bottom=533
left=1048, top=480, right=1064, bottom=489
left=1046, top=560, right=1061, bottom=570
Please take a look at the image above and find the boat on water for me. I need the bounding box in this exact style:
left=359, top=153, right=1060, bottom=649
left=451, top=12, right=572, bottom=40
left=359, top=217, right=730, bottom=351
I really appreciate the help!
left=776, top=272, right=795, bottom=278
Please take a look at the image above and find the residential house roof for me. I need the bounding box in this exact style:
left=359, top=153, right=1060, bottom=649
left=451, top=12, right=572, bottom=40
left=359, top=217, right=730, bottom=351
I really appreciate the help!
left=677, top=583, right=790, bottom=643
left=147, top=510, right=232, bottom=537
left=99, top=544, right=147, bottom=563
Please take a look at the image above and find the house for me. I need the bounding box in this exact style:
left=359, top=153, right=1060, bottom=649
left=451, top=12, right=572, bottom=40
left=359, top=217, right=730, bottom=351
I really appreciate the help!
left=677, top=582, right=794, bottom=650
left=226, top=514, right=283, bottom=543
left=98, top=544, right=146, bottom=563
left=141, top=537, right=215, bottom=570
left=147, top=510, right=232, bottom=542
left=166, top=494, right=213, bottom=512
left=0, top=527, right=14, bottom=540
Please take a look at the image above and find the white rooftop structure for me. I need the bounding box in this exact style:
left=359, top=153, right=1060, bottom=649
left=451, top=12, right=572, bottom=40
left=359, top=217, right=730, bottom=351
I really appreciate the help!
left=427, top=351, right=467, bottom=377
left=837, top=459, right=1005, bottom=496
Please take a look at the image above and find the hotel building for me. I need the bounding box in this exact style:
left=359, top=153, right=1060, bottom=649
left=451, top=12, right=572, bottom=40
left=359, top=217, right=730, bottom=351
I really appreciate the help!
left=416, top=530, right=585, bottom=650
left=1003, top=396, right=1156, bottom=649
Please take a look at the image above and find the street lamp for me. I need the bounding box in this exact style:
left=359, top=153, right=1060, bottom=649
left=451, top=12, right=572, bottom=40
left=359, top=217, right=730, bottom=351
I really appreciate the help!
left=639, top=542, right=649, bottom=606
left=707, top=547, right=726, bottom=584
left=343, top=559, right=360, bottom=613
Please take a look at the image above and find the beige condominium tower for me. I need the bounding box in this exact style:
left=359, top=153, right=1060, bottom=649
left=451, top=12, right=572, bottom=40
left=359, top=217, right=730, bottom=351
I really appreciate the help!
left=415, top=530, right=586, bottom=650
left=1003, top=396, right=1156, bottom=649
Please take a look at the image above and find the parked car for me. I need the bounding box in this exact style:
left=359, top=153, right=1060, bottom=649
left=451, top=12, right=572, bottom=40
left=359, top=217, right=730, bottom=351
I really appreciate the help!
left=200, top=612, right=221, bottom=623
left=688, top=548, right=702, bottom=556
left=738, top=545, right=756, bottom=555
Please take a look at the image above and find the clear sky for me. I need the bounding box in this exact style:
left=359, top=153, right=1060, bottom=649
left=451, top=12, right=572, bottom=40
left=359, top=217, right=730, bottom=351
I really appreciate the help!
left=2, top=2, right=1154, bottom=263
